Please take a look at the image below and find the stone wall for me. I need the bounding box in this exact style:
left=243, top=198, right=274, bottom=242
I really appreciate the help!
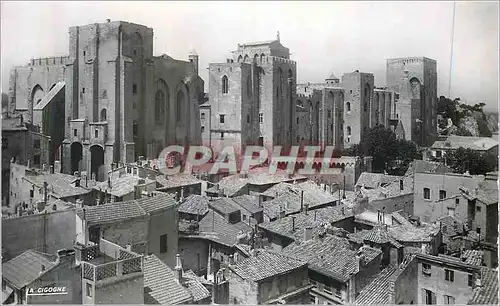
left=2, top=208, right=76, bottom=261
left=146, top=206, right=179, bottom=269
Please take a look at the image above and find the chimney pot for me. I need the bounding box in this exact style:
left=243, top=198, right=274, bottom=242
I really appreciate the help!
left=304, top=227, right=312, bottom=241
left=292, top=216, right=296, bottom=232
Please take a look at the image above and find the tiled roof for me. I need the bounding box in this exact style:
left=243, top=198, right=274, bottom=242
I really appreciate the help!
left=475, top=178, right=498, bottom=205
left=209, top=198, right=240, bottom=215
left=262, top=181, right=337, bottom=205
left=143, top=255, right=192, bottom=304
left=230, top=249, right=306, bottom=282
left=431, top=135, right=498, bottom=151
left=282, top=234, right=382, bottom=282
left=156, top=174, right=202, bottom=190
left=470, top=267, right=499, bottom=305
left=348, top=226, right=403, bottom=248
left=76, top=200, right=147, bottom=225
left=25, top=172, right=91, bottom=199
left=355, top=253, right=416, bottom=305
left=387, top=223, right=439, bottom=243
left=93, top=175, right=155, bottom=197
left=178, top=194, right=210, bottom=216
left=77, top=193, right=176, bottom=224
left=405, top=159, right=453, bottom=175
left=2, top=250, right=58, bottom=289
left=206, top=178, right=247, bottom=197
left=183, top=275, right=211, bottom=302
left=232, top=195, right=263, bottom=214
left=356, top=172, right=402, bottom=189
left=360, top=173, right=414, bottom=200
left=259, top=205, right=353, bottom=241
left=197, top=209, right=253, bottom=247
left=136, top=193, right=177, bottom=214
left=462, top=250, right=484, bottom=266
left=355, top=265, right=398, bottom=304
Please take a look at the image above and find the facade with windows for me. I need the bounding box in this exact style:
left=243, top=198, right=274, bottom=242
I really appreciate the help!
left=208, top=36, right=297, bottom=156
left=7, top=20, right=204, bottom=182
left=416, top=253, right=480, bottom=305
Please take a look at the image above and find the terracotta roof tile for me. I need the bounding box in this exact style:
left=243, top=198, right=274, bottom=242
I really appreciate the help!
left=2, top=250, right=58, bottom=289
left=178, top=194, right=209, bottom=216
left=282, top=234, right=382, bottom=282
left=471, top=267, right=499, bottom=305
left=143, top=255, right=192, bottom=304
left=259, top=205, right=353, bottom=241
left=230, top=250, right=306, bottom=282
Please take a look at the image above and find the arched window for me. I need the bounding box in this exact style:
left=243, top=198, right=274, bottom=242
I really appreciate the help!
left=260, top=53, right=265, bottom=63
left=243, top=55, right=249, bottom=63
left=222, top=75, right=229, bottom=94
left=346, top=102, right=351, bottom=112
left=347, top=126, right=352, bottom=136
left=176, top=90, right=185, bottom=123
left=155, top=91, right=165, bottom=123
left=155, top=79, right=169, bottom=124
left=237, top=55, right=243, bottom=63
left=278, top=68, right=284, bottom=96
left=254, top=54, right=259, bottom=62
left=100, top=109, right=107, bottom=121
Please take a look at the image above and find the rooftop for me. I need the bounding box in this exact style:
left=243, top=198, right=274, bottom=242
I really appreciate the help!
left=470, top=267, right=499, bottom=305
left=25, top=172, right=91, bottom=199
left=194, top=209, right=253, bottom=247
left=93, top=175, right=155, bottom=197
left=209, top=198, right=241, bottom=215
left=2, top=249, right=58, bottom=289
left=259, top=205, right=353, bottom=241
left=2, top=116, right=28, bottom=131
left=405, top=159, right=454, bottom=175
left=156, top=174, right=203, bottom=190
left=475, top=177, right=498, bottom=205
left=348, top=225, right=403, bottom=248
left=178, top=194, right=210, bottom=216
left=431, top=135, right=499, bottom=151
left=231, top=195, right=263, bottom=214
left=262, top=180, right=337, bottom=205
left=143, top=255, right=192, bottom=304
left=76, top=193, right=176, bottom=225
left=356, top=172, right=402, bottom=189
left=230, top=249, right=306, bottom=282
left=355, top=253, right=417, bottom=305
left=355, top=265, right=398, bottom=304
left=282, top=234, right=382, bottom=282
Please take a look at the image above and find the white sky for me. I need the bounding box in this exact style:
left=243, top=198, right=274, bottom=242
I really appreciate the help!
left=1, top=1, right=498, bottom=110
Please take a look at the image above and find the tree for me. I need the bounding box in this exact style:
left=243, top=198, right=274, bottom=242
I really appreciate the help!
left=343, top=125, right=420, bottom=174
left=432, top=147, right=497, bottom=175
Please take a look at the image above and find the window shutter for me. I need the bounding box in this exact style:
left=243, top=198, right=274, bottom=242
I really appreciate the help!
left=421, top=289, right=426, bottom=304
left=431, top=292, right=437, bottom=305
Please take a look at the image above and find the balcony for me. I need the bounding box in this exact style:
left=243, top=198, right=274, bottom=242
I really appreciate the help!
left=79, top=238, right=143, bottom=283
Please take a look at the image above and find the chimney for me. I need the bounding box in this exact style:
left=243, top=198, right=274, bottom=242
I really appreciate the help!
left=300, top=190, right=304, bottom=211
left=174, top=254, right=183, bottom=283
left=57, top=249, right=76, bottom=268
left=49, top=165, right=54, bottom=174
left=399, top=179, right=403, bottom=191
left=304, top=203, right=309, bottom=215
left=292, top=216, right=296, bottom=232
left=42, top=164, right=47, bottom=172
left=76, top=199, right=83, bottom=208
left=258, top=196, right=262, bottom=208
left=106, top=19, right=111, bottom=23
left=279, top=206, right=286, bottom=219
left=39, top=264, right=46, bottom=275
left=229, top=254, right=235, bottom=265
left=180, top=187, right=185, bottom=201
left=341, top=207, right=345, bottom=215
left=27, top=159, right=31, bottom=169
left=304, top=227, right=312, bottom=241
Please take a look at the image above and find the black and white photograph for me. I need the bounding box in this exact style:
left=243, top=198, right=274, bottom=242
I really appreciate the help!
left=1, top=1, right=499, bottom=305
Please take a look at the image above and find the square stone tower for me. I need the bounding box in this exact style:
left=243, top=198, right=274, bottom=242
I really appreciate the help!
left=386, top=57, right=438, bottom=146
left=231, top=36, right=297, bottom=150
left=341, top=71, right=374, bottom=147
